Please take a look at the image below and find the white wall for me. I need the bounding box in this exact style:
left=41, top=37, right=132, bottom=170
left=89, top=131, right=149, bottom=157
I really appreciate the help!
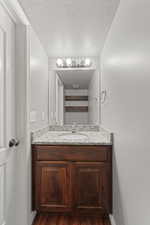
left=56, top=74, right=64, bottom=125
left=49, top=70, right=56, bottom=124
left=49, top=58, right=57, bottom=124
left=101, top=1, right=150, bottom=225
left=88, top=68, right=100, bottom=125
left=30, top=28, right=49, bottom=131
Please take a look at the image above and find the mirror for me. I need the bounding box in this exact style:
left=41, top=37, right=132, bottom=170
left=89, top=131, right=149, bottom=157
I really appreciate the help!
left=50, top=68, right=100, bottom=125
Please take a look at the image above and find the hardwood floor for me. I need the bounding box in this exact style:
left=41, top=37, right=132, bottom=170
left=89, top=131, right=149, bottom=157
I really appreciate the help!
left=33, top=214, right=111, bottom=225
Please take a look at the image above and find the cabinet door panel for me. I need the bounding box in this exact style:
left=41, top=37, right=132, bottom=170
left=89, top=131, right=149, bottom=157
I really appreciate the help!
left=36, top=161, right=71, bottom=212
left=73, top=162, right=108, bottom=213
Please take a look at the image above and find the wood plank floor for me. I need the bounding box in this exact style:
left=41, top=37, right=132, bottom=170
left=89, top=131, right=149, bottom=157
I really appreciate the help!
left=33, top=214, right=111, bottom=225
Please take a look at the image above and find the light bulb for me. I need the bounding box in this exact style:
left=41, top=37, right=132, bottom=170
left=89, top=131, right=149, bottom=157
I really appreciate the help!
left=84, top=58, right=91, bottom=67
left=66, top=58, right=72, bottom=67
left=56, top=58, right=63, bottom=67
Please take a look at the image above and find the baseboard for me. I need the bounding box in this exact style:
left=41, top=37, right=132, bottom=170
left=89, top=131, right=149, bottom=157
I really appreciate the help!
left=30, top=211, right=37, bottom=225
left=109, top=215, right=117, bottom=225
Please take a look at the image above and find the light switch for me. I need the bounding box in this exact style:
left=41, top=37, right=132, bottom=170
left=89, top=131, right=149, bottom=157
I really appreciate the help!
left=42, top=112, right=45, bottom=121
left=30, top=111, right=37, bottom=122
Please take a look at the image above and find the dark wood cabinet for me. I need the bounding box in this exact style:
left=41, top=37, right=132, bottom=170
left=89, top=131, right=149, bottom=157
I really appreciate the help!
left=35, top=161, right=71, bottom=212
left=73, top=162, right=107, bottom=213
left=32, top=145, right=112, bottom=216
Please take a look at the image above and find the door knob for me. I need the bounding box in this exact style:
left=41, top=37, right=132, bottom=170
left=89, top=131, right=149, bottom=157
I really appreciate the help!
left=9, top=138, right=20, bottom=148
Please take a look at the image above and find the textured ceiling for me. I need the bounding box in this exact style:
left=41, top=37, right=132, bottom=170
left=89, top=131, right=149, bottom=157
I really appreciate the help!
left=18, top=0, right=119, bottom=57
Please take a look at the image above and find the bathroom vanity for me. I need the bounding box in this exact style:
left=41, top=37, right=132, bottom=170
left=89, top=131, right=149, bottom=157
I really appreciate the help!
left=32, top=127, right=112, bottom=216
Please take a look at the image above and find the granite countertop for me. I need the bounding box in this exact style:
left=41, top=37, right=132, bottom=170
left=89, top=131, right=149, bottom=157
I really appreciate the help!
left=32, top=130, right=112, bottom=146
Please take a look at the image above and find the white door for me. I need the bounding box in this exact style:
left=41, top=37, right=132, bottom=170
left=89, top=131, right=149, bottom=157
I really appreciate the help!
left=0, top=24, right=6, bottom=225
left=0, top=4, right=18, bottom=225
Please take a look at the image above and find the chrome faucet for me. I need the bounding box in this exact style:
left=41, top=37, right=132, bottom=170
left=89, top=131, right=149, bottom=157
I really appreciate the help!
left=72, top=122, right=77, bottom=133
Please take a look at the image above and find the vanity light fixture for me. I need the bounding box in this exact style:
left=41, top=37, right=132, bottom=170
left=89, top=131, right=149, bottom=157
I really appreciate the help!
left=56, top=58, right=64, bottom=67
left=66, top=58, right=72, bottom=67
left=84, top=58, right=91, bottom=67
left=56, top=57, right=92, bottom=68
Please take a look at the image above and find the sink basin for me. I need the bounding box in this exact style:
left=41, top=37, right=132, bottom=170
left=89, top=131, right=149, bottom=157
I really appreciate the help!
left=59, top=133, right=88, bottom=140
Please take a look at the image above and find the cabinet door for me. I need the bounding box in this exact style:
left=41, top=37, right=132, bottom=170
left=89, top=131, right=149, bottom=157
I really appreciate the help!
left=35, top=161, right=71, bottom=212
left=73, top=162, right=109, bottom=214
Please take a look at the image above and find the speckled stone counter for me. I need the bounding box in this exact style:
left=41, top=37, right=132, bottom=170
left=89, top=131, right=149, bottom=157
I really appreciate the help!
left=32, top=126, right=112, bottom=145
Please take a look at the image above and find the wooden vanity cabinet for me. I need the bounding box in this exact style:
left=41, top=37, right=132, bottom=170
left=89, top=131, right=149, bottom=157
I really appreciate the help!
left=35, top=161, right=71, bottom=212
left=73, top=162, right=111, bottom=214
left=32, top=145, right=112, bottom=215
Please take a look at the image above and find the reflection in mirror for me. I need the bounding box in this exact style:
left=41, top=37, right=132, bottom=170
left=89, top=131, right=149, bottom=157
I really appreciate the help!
left=54, top=68, right=100, bottom=125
